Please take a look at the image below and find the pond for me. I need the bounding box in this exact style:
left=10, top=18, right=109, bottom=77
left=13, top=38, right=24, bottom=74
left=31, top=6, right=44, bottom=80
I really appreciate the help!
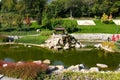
left=0, top=44, right=120, bottom=71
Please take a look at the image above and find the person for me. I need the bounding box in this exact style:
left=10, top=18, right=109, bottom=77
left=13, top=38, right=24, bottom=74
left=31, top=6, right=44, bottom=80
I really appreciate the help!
left=107, top=37, right=111, bottom=42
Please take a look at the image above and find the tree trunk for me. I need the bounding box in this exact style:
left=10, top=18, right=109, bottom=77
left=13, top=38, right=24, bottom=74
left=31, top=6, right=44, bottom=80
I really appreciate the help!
left=70, top=8, right=73, bottom=19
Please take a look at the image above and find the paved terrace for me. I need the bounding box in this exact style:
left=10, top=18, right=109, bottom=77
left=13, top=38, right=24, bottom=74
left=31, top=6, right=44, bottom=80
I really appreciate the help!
left=71, top=33, right=114, bottom=42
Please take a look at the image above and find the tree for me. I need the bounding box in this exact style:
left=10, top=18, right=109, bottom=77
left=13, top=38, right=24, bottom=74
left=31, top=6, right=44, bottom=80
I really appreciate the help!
left=24, top=0, right=47, bottom=24
left=62, top=0, right=81, bottom=18
left=1, top=0, right=16, bottom=12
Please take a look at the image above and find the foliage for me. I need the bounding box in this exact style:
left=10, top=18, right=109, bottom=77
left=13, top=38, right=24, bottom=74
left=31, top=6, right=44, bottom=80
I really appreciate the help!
left=115, top=40, right=120, bottom=50
left=1, top=0, right=120, bottom=32
left=41, top=18, right=78, bottom=33
left=41, top=11, right=52, bottom=29
left=51, top=18, right=63, bottom=29
left=101, top=41, right=116, bottom=52
left=0, top=0, right=47, bottom=31
left=101, top=13, right=109, bottom=23
left=0, top=61, right=48, bottom=80
left=30, top=22, right=40, bottom=29
left=62, top=19, right=78, bottom=33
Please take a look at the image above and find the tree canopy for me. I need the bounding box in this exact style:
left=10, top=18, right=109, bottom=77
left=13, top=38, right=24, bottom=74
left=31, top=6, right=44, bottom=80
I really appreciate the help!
left=0, top=0, right=120, bottom=31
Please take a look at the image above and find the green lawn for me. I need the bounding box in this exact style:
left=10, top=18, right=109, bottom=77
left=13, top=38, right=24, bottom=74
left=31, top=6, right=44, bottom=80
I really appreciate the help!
left=15, top=30, right=53, bottom=44
left=77, top=20, right=120, bottom=34
left=0, top=31, right=39, bottom=36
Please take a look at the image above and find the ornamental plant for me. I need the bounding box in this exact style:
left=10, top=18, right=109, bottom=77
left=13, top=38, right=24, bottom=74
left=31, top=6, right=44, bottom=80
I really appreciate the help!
left=0, top=61, right=48, bottom=80
left=101, top=13, right=109, bottom=23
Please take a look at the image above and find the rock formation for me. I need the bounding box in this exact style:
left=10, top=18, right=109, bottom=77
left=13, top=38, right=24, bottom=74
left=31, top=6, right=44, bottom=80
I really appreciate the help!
left=45, top=34, right=84, bottom=50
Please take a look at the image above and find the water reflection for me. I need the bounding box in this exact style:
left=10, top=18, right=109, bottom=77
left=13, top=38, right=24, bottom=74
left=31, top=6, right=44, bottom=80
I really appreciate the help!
left=4, top=57, right=15, bottom=62
left=53, top=60, right=64, bottom=65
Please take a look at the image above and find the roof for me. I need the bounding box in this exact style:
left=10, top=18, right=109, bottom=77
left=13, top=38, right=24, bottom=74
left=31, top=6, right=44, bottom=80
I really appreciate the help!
left=54, top=27, right=65, bottom=31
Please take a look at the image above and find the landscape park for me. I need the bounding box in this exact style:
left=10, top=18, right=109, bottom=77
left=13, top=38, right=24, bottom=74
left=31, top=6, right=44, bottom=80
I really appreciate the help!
left=0, top=0, right=120, bottom=80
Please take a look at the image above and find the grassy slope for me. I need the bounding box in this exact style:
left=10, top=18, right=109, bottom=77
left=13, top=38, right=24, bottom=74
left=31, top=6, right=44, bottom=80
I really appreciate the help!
left=77, top=20, right=120, bottom=34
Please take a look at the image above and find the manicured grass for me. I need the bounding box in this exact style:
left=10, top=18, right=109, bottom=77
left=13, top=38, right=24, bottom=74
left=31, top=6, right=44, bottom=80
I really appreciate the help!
left=15, top=35, right=49, bottom=44
left=76, top=20, right=120, bottom=34
left=15, top=30, right=53, bottom=44
left=0, top=31, right=39, bottom=36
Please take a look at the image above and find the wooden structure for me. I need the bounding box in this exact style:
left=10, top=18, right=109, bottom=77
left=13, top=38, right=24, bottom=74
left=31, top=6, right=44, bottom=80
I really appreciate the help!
left=54, top=26, right=65, bottom=34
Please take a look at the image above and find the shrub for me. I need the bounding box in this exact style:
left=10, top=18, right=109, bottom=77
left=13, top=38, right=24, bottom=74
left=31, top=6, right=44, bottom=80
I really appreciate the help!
left=0, top=61, right=48, bottom=80
left=62, top=19, right=78, bottom=33
left=30, top=22, right=40, bottom=29
left=101, top=13, right=109, bottom=23
left=101, top=13, right=114, bottom=24
left=51, top=18, right=63, bottom=29
left=41, top=18, right=78, bottom=33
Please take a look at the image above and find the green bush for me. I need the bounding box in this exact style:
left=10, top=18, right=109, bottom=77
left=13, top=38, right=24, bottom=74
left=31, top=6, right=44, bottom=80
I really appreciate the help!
left=41, top=17, right=78, bottom=33
left=62, top=19, right=78, bottom=33
left=101, top=13, right=114, bottom=24
left=41, top=13, right=52, bottom=29
left=51, top=18, right=63, bottom=29
left=30, top=22, right=40, bottom=29
left=101, top=13, right=109, bottom=23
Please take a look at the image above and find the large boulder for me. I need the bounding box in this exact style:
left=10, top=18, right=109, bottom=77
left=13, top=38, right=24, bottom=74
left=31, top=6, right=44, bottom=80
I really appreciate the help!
left=75, top=43, right=81, bottom=48
left=79, top=64, right=85, bottom=69
left=63, top=42, right=70, bottom=50
left=43, top=59, right=51, bottom=64
left=67, top=65, right=79, bottom=72
left=96, top=63, right=108, bottom=68
left=89, top=67, right=99, bottom=72
left=55, top=65, right=64, bottom=70
left=33, top=60, right=42, bottom=65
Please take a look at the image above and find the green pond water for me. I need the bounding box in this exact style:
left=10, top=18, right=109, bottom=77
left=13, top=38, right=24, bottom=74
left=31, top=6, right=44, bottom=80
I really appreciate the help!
left=0, top=44, right=120, bottom=71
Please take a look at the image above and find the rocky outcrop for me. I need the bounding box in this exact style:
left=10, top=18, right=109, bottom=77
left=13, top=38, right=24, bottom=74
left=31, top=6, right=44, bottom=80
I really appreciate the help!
left=44, top=34, right=84, bottom=50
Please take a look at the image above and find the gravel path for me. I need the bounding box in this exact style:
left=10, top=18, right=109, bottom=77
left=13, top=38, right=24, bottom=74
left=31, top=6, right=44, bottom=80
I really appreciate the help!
left=0, top=75, right=21, bottom=80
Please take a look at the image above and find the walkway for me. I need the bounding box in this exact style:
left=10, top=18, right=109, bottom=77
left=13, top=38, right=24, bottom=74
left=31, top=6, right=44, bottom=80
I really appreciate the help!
left=0, top=75, right=21, bottom=80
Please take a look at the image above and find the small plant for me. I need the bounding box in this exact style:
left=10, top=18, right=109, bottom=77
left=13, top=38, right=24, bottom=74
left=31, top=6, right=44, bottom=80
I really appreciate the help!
left=101, top=13, right=109, bottom=23
left=101, top=13, right=114, bottom=24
